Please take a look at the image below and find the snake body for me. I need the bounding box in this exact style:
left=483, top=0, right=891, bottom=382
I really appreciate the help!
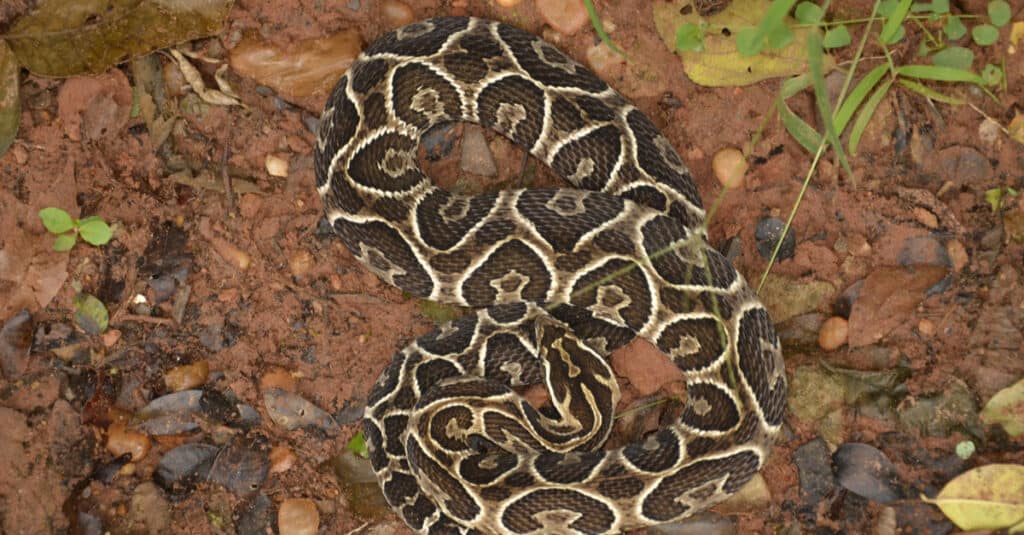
left=315, top=17, right=786, bottom=534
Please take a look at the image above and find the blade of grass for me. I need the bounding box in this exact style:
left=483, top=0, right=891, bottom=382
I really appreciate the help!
left=583, top=0, right=629, bottom=59
left=898, top=78, right=965, bottom=104
left=807, top=31, right=852, bottom=175
left=896, top=64, right=986, bottom=85
left=781, top=73, right=814, bottom=98
left=834, top=63, right=889, bottom=132
left=879, top=0, right=913, bottom=44
left=848, top=78, right=894, bottom=155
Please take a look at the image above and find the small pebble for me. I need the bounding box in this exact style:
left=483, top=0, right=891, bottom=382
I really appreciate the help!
left=102, top=329, right=122, bottom=347
left=164, top=360, right=210, bottom=392
left=210, top=236, right=251, bottom=270
left=945, top=240, right=968, bottom=272
left=260, top=368, right=297, bottom=392
left=818, top=316, right=849, bottom=351
left=269, top=445, right=298, bottom=474
left=265, top=154, right=289, bottom=178
left=537, top=0, right=589, bottom=35
left=107, top=423, right=152, bottom=461
left=382, top=0, right=414, bottom=28
left=494, top=0, right=522, bottom=6
left=11, top=144, right=28, bottom=165
left=278, top=498, right=319, bottom=535
left=586, top=42, right=625, bottom=79
left=912, top=207, right=938, bottom=229
left=712, top=147, right=747, bottom=189
left=289, top=250, right=314, bottom=278
left=917, top=318, right=937, bottom=337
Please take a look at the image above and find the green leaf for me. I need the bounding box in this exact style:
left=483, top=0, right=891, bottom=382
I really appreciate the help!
left=777, top=99, right=824, bottom=153
left=39, top=207, right=74, bottom=234
left=835, top=63, right=889, bottom=133
left=898, top=78, right=965, bottom=105
left=981, top=378, right=1024, bottom=437
left=823, top=25, right=852, bottom=48
left=780, top=74, right=814, bottom=98
left=765, top=24, right=795, bottom=49
left=931, top=0, right=949, bottom=14
left=986, top=187, right=1007, bottom=212
left=795, top=2, right=823, bottom=23
left=675, top=23, right=704, bottom=52
left=972, top=24, right=1000, bottom=46
left=880, top=0, right=913, bottom=44
left=807, top=31, right=851, bottom=174
left=849, top=78, right=894, bottom=155
left=922, top=464, right=1024, bottom=531
left=931, top=46, right=975, bottom=69
left=988, top=0, right=1011, bottom=27
left=982, top=63, right=1003, bottom=86
left=897, top=64, right=986, bottom=85
left=346, top=431, right=369, bottom=458
left=878, top=0, right=900, bottom=17
left=736, top=27, right=764, bottom=56
left=53, top=234, right=76, bottom=251
left=884, top=24, right=907, bottom=44
left=78, top=217, right=112, bottom=246
left=955, top=440, right=975, bottom=460
left=943, top=16, right=967, bottom=39
left=0, top=41, right=18, bottom=158
left=73, top=292, right=109, bottom=335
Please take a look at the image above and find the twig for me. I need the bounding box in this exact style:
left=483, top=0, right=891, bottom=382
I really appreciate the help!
left=221, top=145, right=235, bottom=217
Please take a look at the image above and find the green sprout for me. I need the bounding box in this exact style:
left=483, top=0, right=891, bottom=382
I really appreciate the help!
left=38, top=207, right=112, bottom=251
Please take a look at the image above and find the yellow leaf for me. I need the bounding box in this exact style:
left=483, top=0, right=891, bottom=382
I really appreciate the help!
left=982, top=378, right=1024, bottom=436
left=1008, top=112, right=1024, bottom=145
left=922, top=464, right=1024, bottom=531
left=653, top=0, right=835, bottom=87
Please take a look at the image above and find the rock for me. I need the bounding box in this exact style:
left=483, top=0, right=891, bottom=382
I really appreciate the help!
left=924, top=146, right=992, bottom=189
left=238, top=494, right=276, bottom=535
left=278, top=498, right=319, bottom=535
left=154, top=443, right=219, bottom=495
left=0, top=309, right=33, bottom=380
left=208, top=439, right=269, bottom=497
left=648, top=511, right=737, bottom=535
left=755, top=217, right=796, bottom=260
left=897, top=378, right=981, bottom=437
left=129, top=482, right=171, bottom=535
left=264, top=387, right=339, bottom=434
left=818, top=316, right=849, bottom=351
left=793, top=437, right=836, bottom=506
left=832, top=443, right=902, bottom=503
left=759, top=274, right=835, bottom=324
left=460, top=124, right=497, bottom=177
left=538, top=0, right=589, bottom=35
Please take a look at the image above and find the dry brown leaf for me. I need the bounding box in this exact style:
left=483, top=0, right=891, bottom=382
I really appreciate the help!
left=847, top=265, right=948, bottom=347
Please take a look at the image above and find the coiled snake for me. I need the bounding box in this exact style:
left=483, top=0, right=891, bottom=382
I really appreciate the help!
left=314, top=16, right=786, bottom=534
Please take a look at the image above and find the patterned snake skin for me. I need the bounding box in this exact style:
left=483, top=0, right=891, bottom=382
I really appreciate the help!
left=314, top=16, right=787, bottom=534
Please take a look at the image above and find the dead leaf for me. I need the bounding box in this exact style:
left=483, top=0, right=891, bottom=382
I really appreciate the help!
left=0, top=41, right=19, bottom=158
left=229, top=29, right=362, bottom=110
left=848, top=266, right=948, bottom=347
left=5, top=0, right=234, bottom=77
left=652, top=0, right=835, bottom=87
left=168, top=49, right=242, bottom=107
left=56, top=69, right=134, bottom=141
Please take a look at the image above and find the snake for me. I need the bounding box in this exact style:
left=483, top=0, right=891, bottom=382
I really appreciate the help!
left=314, top=16, right=787, bottom=534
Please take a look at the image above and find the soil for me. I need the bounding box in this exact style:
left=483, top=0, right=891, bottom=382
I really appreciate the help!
left=1, top=0, right=1023, bottom=534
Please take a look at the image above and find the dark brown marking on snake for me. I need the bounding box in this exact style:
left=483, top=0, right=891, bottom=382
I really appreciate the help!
left=516, top=189, right=623, bottom=253
left=641, top=451, right=759, bottom=521
left=737, top=307, right=786, bottom=426
left=392, top=62, right=462, bottom=128
left=461, top=240, right=551, bottom=306
left=623, top=429, right=681, bottom=473
left=656, top=316, right=726, bottom=371
left=417, top=189, right=497, bottom=250
left=550, top=125, right=623, bottom=192
left=477, top=76, right=546, bottom=147
left=680, top=382, right=740, bottom=432
left=569, top=258, right=652, bottom=331
left=503, top=488, right=616, bottom=533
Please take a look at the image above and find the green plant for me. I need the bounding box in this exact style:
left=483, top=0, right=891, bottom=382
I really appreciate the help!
left=38, top=207, right=112, bottom=251
left=672, top=0, right=1008, bottom=160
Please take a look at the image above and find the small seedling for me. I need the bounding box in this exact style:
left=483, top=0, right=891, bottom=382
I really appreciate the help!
left=38, top=207, right=112, bottom=251
left=347, top=431, right=369, bottom=458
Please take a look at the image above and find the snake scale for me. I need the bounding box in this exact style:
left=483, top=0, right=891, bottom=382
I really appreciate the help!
left=314, top=16, right=787, bottom=534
